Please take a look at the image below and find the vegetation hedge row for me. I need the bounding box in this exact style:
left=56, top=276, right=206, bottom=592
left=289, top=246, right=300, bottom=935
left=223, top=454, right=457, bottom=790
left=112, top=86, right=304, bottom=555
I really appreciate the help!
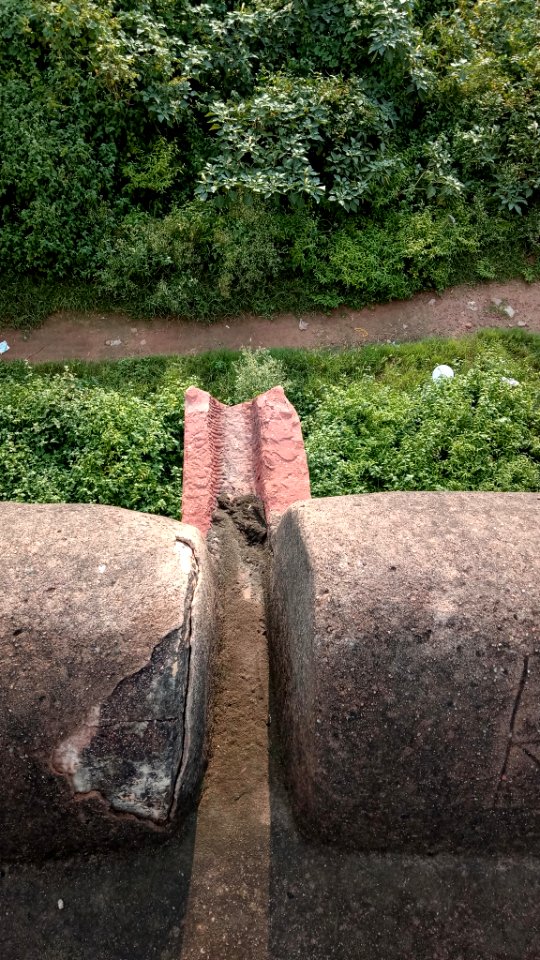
left=1, top=0, right=540, bottom=323
left=1, top=332, right=538, bottom=514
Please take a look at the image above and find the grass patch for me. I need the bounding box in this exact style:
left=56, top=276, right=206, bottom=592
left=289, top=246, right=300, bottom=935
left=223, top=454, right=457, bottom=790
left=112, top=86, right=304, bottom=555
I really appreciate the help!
left=1, top=330, right=539, bottom=515
left=0, top=279, right=113, bottom=330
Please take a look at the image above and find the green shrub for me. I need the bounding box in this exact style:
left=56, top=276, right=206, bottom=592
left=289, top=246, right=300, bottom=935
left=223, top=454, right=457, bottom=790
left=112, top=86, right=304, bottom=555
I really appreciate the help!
left=0, top=365, right=193, bottom=516
left=97, top=198, right=320, bottom=317
left=305, top=351, right=540, bottom=496
left=1, top=0, right=540, bottom=318
left=231, top=348, right=291, bottom=403
left=312, top=202, right=539, bottom=305
left=1, top=334, right=538, bottom=518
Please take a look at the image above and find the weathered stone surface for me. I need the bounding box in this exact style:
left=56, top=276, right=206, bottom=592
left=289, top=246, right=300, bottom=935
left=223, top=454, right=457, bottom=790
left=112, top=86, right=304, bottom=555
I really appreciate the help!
left=270, top=492, right=540, bottom=852
left=253, top=386, right=311, bottom=532
left=0, top=503, right=215, bottom=861
left=182, top=386, right=310, bottom=536
left=182, top=387, right=224, bottom=537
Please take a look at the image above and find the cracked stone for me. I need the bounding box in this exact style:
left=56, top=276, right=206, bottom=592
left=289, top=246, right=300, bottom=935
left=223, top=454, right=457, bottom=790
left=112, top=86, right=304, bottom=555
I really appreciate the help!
left=270, top=492, right=540, bottom=854
left=0, top=503, right=216, bottom=861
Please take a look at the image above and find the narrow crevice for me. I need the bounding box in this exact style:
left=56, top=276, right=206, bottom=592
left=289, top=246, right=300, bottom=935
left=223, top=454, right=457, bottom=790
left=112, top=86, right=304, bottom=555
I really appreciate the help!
left=494, top=655, right=530, bottom=807
left=179, top=496, right=271, bottom=958
left=167, top=536, right=200, bottom=822
left=215, top=492, right=267, bottom=545
left=520, top=746, right=540, bottom=771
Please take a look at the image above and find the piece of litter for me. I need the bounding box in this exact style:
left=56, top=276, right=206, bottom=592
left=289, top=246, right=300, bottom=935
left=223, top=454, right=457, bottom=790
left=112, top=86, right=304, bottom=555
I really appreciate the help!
left=517, top=320, right=527, bottom=327
left=501, top=377, right=520, bottom=387
left=467, top=301, right=477, bottom=311
left=403, top=324, right=408, bottom=330
left=503, top=305, right=515, bottom=319
left=225, top=325, right=230, bottom=329
left=354, top=326, right=369, bottom=338
left=432, top=364, right=454, bottom=382
left=105, top=339, right=122, bottom=347
left=58, top=899, right=64, bottom=910
left=299, top=319, right=309, bottom=331
left=428, top=298, right=437, bottom=306
left=0, top=341, right=9, bottom=355
left=98, top=564, right=107, bottom=574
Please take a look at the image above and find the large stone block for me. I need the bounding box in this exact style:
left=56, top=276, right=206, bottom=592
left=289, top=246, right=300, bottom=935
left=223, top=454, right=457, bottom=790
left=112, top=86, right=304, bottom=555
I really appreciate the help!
left=269, top=493, right=540, bottom=852
left=0, top=503, right=215, bottom=861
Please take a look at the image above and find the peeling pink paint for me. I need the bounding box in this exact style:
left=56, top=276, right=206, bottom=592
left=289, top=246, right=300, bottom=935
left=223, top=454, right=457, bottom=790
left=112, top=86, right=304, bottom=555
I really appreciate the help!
left=182, top=386, right=311, bottom=535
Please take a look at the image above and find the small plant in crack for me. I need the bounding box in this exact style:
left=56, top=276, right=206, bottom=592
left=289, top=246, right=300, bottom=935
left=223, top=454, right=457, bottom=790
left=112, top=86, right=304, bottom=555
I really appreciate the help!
left=231, top=349, right=291, bottom=404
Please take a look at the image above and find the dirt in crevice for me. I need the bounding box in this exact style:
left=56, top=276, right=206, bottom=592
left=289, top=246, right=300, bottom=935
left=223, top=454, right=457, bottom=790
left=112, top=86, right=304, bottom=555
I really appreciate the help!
left=178, top=495, right=271, bottom=959
left=494, top=655, right=531, bottom=809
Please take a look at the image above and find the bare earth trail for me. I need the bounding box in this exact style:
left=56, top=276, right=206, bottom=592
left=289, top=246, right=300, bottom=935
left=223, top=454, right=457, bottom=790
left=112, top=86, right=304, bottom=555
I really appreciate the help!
left=2, top=279, right=540, bottom=363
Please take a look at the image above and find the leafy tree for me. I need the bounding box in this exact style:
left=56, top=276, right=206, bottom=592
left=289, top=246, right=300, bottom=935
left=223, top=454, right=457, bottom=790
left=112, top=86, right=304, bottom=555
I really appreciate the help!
left=0, top=0, right=539, bottom=313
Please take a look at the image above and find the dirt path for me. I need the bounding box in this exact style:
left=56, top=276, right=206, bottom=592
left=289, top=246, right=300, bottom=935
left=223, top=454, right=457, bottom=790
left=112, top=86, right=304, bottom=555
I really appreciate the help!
left=2, top=280, right=539, bottom=364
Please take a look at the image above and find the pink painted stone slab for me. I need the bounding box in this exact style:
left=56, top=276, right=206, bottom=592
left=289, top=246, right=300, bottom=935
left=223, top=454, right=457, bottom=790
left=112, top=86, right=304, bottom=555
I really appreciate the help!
left=181, top=386, right=310, bottom=535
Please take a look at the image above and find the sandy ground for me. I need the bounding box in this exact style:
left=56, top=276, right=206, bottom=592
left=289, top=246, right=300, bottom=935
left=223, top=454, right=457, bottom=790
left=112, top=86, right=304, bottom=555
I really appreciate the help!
left=1, top=280, right=539, bottom=364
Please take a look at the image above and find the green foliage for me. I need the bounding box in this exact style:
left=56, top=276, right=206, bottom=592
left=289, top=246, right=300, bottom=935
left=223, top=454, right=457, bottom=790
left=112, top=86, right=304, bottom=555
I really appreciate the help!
left=1, top=0, right=540, bottom=315
left=96, top=198, right=538, bottom=318
left=1, top=333, right=538, bottom=515
left=313, top=201, right=537, bottom=304
left=196, top=74, right=399, bottom=210
left=0, top=363, right=194, bottom=515
left=305, top=350, right=540, bottom=496
left=97, top=197, right=319, bottom=317
left=230, top=348, right=291, bottom=403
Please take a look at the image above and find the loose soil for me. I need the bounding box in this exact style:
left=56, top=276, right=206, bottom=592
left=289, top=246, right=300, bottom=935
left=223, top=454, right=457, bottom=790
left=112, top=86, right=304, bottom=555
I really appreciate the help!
left=2, top=279, right=540, bottom=363
left=179, top=498, right=271, bottom=959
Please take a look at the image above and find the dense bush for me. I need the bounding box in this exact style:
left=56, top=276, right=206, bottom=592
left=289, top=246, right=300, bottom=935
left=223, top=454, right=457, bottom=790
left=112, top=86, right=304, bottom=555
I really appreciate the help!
left=1, top=0, right=539, bottom=321
left=0, top=334, right=538, bottom=514
left=305, top=355, right=540, bottom=496
left=0, top=363, right=192, bottom=514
